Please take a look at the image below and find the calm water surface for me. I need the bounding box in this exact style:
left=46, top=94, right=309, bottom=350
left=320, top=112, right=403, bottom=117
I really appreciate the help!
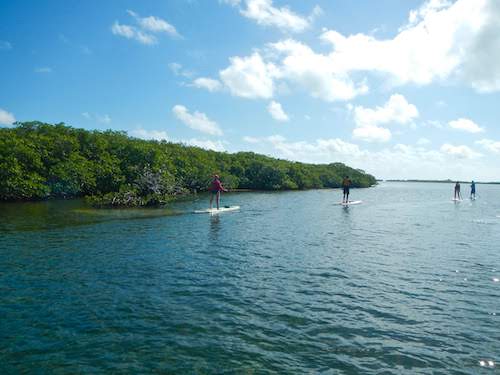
left=1, top=182, right=499, bottom=374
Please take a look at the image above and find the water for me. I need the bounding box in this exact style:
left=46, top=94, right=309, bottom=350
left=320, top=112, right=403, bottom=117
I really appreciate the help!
left=1, top=182, right=499, bottom=374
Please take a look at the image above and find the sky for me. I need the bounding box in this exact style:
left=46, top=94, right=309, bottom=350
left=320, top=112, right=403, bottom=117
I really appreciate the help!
left=1, top=0, right=499, bottom=180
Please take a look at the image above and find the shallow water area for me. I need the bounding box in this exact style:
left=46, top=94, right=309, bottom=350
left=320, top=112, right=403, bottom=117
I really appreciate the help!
left=1, top=182, right=499, bottom=374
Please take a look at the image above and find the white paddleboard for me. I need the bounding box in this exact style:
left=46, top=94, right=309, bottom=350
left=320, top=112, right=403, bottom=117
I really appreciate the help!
left=451, top=198, right=463, bottom=202
left=194, top=206, right=240, bottom=214
left=335, top=200, right=362, bottom=206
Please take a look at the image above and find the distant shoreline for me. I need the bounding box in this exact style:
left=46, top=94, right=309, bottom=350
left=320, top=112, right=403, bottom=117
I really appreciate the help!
left=381, top=180, right=500, bottom=185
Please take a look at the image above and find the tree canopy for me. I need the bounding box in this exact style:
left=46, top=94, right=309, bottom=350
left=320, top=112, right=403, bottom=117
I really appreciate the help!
left=0, top=122, right=376, bottom=205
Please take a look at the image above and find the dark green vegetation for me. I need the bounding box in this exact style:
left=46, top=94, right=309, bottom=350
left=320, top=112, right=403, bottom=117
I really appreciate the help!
left=0, top=122, right=376, bottom=206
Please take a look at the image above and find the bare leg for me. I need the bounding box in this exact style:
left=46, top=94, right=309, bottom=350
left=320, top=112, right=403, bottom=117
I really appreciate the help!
left=210, top=193, right=213, bottom=209
left=346, top=192, right=349, bottom=203
left=216, top=191, right=220, bottom=210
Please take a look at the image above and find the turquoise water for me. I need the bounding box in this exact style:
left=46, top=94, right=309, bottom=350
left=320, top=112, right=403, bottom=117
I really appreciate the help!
left=1, top=182, right=499, bottom=374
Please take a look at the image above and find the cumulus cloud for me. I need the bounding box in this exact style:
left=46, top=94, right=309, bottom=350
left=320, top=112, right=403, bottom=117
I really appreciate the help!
left=217, top=40, right=368, bottom=102
left=130, top=127, right=168, bottom=141
left=220, top=53, right=277, bottom=99
left=353, top=94, right=419, bottom=128
left=320, top=0, right=500, bottom=92
left=476, top=139, right=500, bottom=154
left=0, top=108, right=16, bottom=125
left=448, top=118, right=484, bottom=133
left=172, top=105, right=223, bottom=136
left=267, top=100, right=289, bottom=122
left=192, top=77, right=222, bottom=92
left=440, top=143, right=481, bottom=159
left=350, top=94, right=418, bottom=142
left=270, top=39, right=369, bottom=102
left=352, top=126, right=392, bottom=143
left=217, top=0, right=500, bottom=103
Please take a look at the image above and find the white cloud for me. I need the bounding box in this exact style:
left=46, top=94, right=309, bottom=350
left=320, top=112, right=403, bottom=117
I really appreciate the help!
left=318, top=0, right=500, bottom=92
left=350, top=94, right=417, bottom=143
left=35, top=67, right=52, bottom=73
left=219, top=52, right=277, bottom=99
left=127, top=10, right=180, bottom=37
left=111, top=11, right=180, bottom=45
left=111, top=21, right=157, bottom=45
left=405, top=0, right=452, bottom=29
left=130, top=127, right=168, bottom=141
left=0, top=108, right=15, bottom=125
left=448, top=118, right=484, bottom=133
left=476, top=139, right=500, bottom=154
left=172, top=105, right=223, bottom=136
left=185, top=139, right=226, bottom=151
left=247, top=135, right=494, bottom=180
left=353, top=94, right=419, bottom=128
left=271, top=39, right=369, bottom=102
left=192, top=77, right=222, bottom=92
left=0, top=41, right=12, bottom=50
left=239, top=0, right=313, bottom=33
left=440, top=143, right=481, bottom=159
left=352, top=126, right=392, bottom=143
left=214, top=0, right=500, bottom=102
left=267, top=100, right=289, bottom=122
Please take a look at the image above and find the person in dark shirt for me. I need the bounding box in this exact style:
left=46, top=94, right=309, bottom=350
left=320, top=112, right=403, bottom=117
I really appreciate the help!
left=454, top=181, right=462, bottom=200
left=470, top=180, right=476, bottom=200
left=342, top=176, right=352, bottom=204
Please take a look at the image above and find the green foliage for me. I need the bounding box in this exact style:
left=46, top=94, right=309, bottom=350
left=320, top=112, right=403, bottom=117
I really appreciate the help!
left=0, top=122, right=377, bottom=204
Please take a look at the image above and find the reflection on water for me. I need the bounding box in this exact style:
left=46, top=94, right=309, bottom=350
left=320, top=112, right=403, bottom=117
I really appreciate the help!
left=1, top=183, right=500, bottom=373
left=209, top=215, right=221, bottom=240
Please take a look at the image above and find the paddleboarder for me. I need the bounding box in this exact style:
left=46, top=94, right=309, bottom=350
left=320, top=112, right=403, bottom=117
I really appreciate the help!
left=209, top=174, right=227, bottom=210
left=342, top=176, right=352, bottom=204
left=454, top=181, right=462, bottom=200
left=470, top=180, right=476, bottom=200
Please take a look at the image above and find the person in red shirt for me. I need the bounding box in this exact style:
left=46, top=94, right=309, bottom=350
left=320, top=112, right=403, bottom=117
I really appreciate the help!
left=209, top=174, right=227, bottom=210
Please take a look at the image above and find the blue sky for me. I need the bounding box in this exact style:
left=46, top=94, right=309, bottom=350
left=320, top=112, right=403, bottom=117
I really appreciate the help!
left=1, top=0, right=499, bottom=180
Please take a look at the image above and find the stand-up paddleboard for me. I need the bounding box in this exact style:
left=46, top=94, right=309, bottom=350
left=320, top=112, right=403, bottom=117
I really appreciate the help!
left=451, top=198, right=463, bottom=202
left=194, top=205, right=240, bottom=214
left=335, top=200, right=362, bottom=206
